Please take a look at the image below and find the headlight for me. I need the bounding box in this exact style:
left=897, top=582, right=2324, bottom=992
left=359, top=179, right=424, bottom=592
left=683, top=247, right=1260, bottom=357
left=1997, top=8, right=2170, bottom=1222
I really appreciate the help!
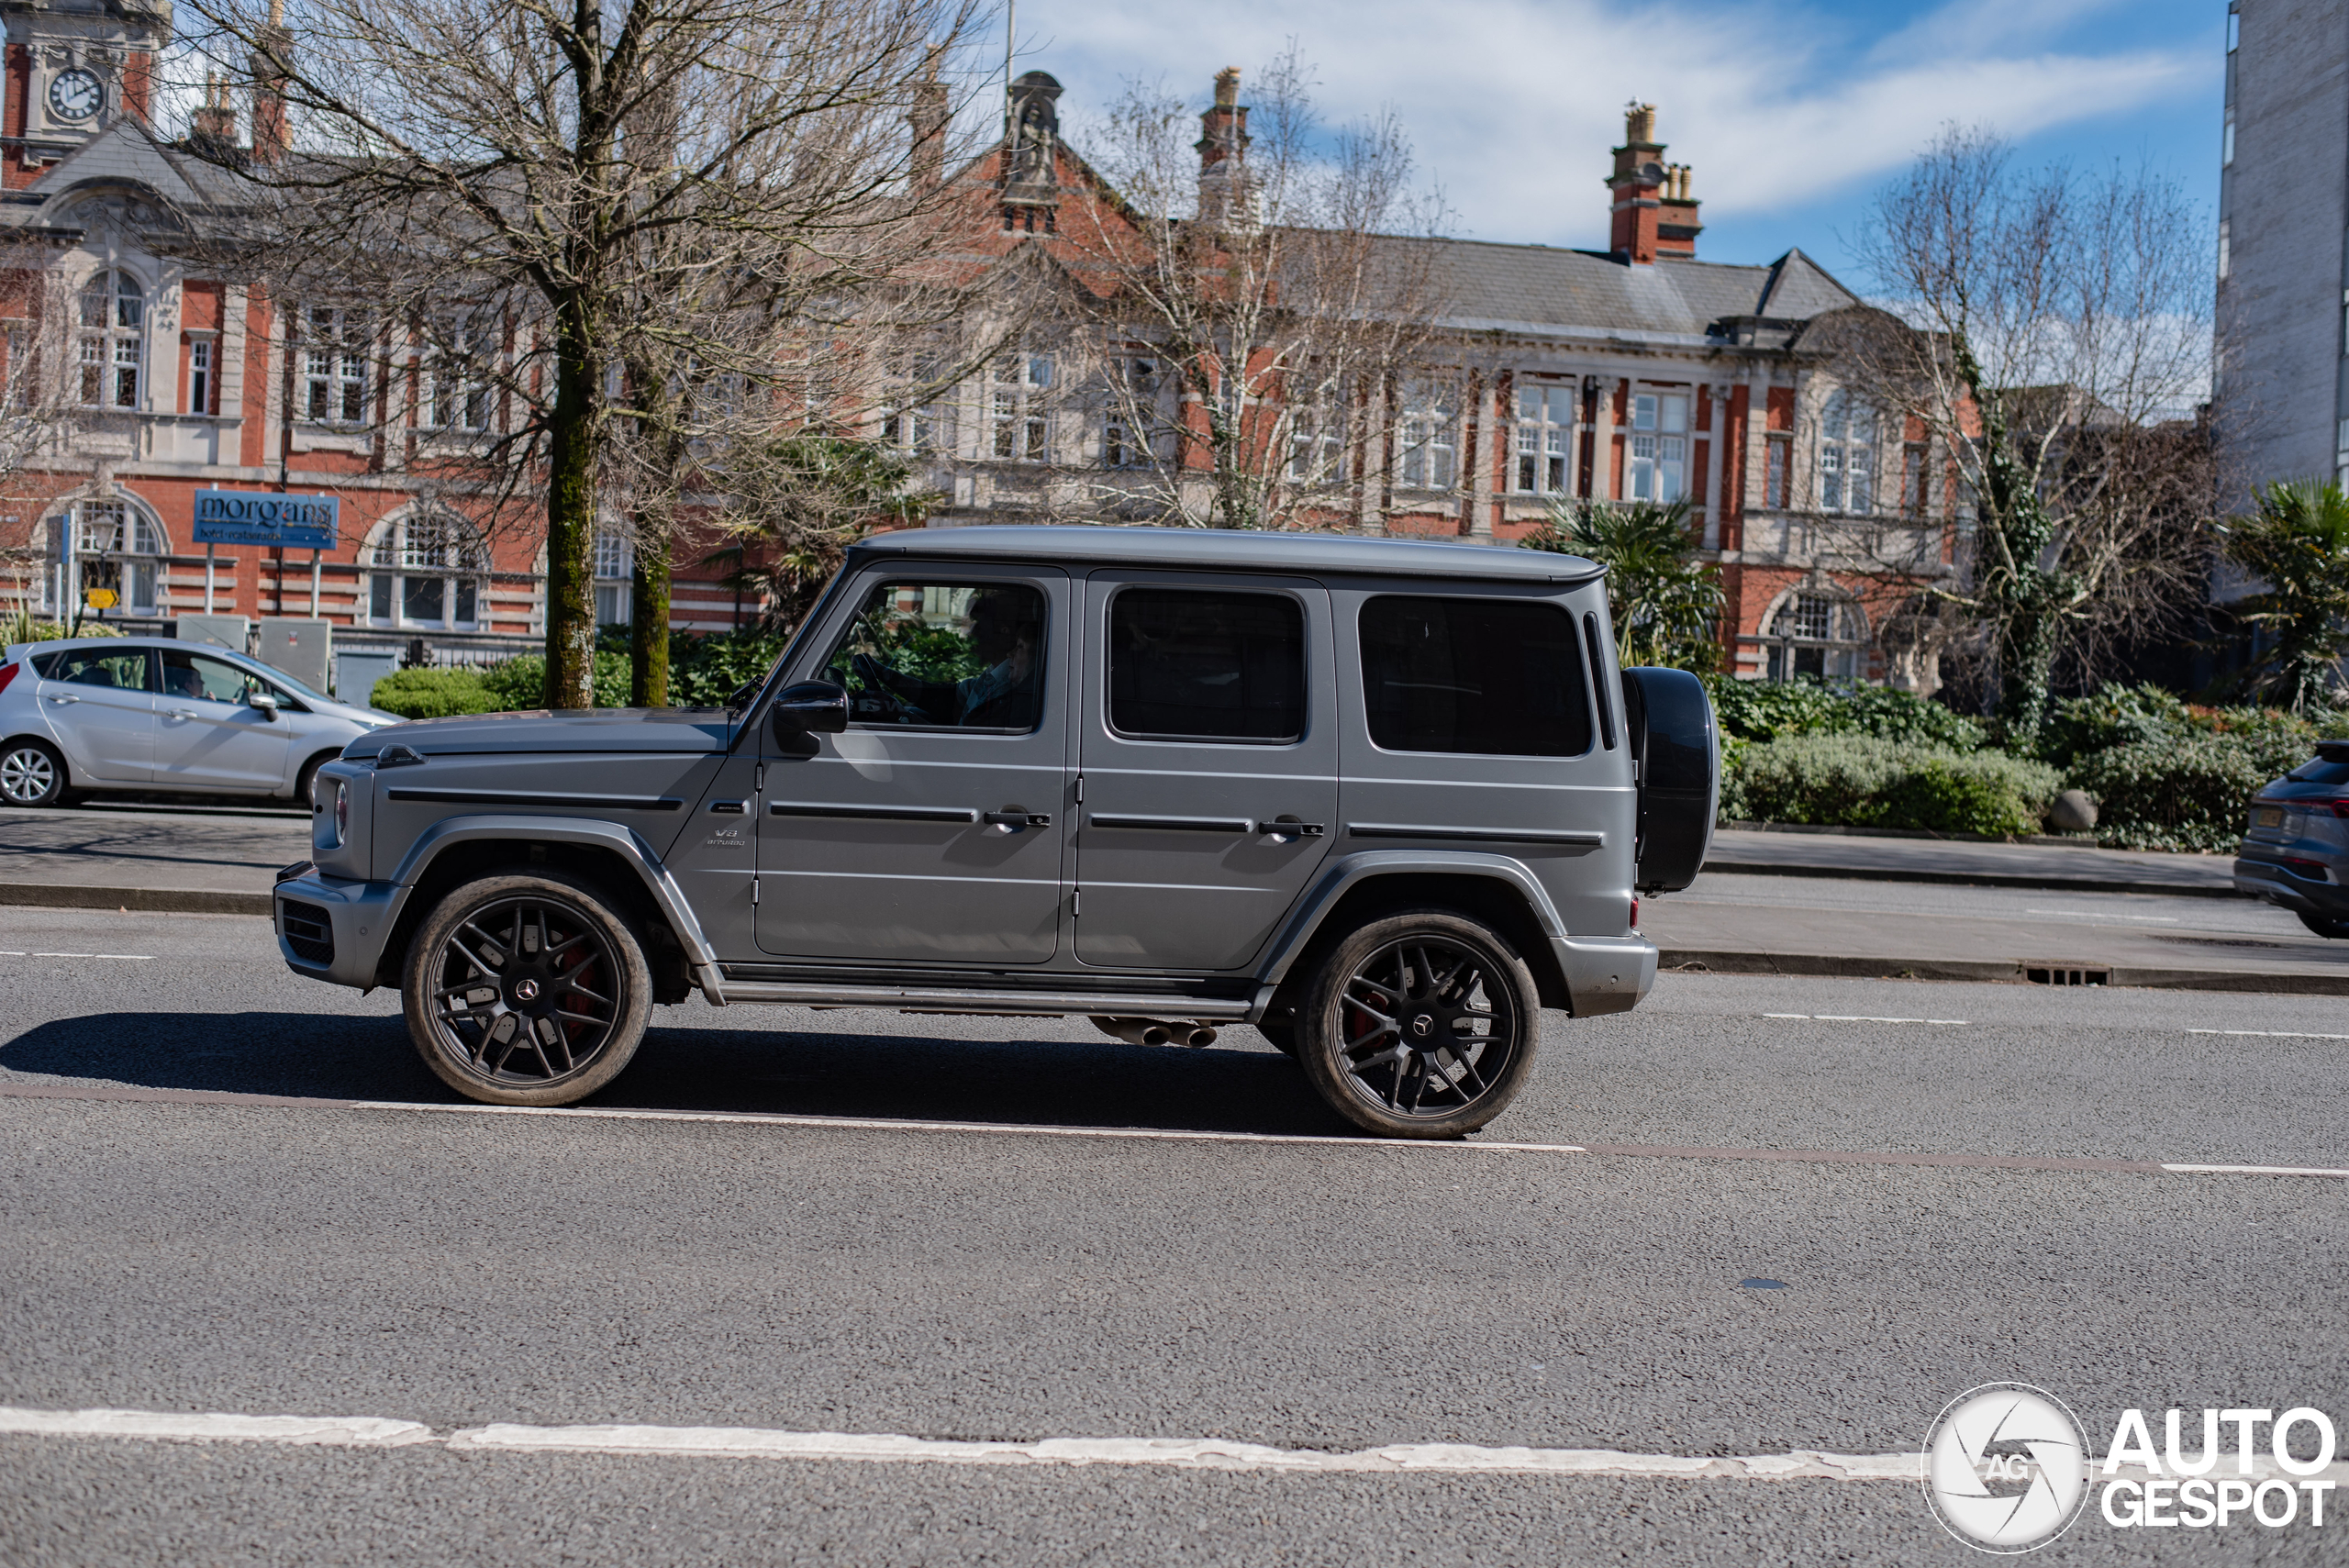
left=330, top=779, right=349, bottom=848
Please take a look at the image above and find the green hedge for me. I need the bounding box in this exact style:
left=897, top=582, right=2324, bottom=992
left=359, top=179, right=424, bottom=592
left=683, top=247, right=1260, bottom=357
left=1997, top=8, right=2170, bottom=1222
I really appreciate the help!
left=1705, top=675, right=1986, bottom=750
left=368, top=629, right=788, bottom=719
left=2065, top=732, right=2319, bottom=852
left=1725, top=736, right=2062, bottom=838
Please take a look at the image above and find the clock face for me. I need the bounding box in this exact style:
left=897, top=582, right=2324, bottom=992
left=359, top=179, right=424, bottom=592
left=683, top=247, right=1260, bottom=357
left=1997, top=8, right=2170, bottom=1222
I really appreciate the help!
left=48, top=69, right=102, bottom=123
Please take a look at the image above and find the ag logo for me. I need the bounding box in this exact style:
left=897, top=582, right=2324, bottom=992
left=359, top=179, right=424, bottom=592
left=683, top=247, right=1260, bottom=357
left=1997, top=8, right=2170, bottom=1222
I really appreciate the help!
left=1924, top=1384, right=2089, bottom=1552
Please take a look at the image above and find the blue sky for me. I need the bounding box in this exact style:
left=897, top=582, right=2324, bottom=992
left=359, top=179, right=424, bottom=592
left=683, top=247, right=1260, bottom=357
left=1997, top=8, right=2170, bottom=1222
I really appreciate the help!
left=1008, top=0, right=2224, bottom=291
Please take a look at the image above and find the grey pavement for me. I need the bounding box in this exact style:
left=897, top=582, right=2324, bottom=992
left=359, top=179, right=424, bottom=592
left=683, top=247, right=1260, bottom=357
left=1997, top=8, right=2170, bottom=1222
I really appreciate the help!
left=1705, top=826, right=2236, bottom=895
left=1, top=903, right=2343, bottom=1564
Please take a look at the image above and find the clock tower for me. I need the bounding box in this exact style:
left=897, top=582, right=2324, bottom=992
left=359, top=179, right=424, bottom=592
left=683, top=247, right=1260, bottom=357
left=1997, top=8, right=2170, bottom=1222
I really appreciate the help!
left=3, top=0, right=170, bottom=188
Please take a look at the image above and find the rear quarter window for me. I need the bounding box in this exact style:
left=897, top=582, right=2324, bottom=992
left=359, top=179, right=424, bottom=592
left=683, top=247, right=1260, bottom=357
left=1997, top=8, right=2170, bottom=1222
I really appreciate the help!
left=1360, top=595, right=1592, bottom=757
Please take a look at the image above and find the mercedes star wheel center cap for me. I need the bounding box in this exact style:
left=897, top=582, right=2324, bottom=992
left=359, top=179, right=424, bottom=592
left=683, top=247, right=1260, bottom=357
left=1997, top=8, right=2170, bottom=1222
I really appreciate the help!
left=514, top=979, right=540, bottom=1003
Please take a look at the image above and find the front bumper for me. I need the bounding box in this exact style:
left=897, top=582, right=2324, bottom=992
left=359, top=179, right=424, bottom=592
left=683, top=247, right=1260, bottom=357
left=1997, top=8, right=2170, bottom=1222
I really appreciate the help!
left=273, top=871, right=406, bottom=990
left=1553, top=932, right=1658, bottom=1017
left=2232, top=852, right=2349, bottom=921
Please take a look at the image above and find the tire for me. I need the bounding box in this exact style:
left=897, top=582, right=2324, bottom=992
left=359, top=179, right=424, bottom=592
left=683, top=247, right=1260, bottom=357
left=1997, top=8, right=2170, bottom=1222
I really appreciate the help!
left=2298, top=912, right=2349, bottom=940
left=1294, top=910, right=1541, bottom=1139
left=0, top=738, right=68, bottom=807
left=402, top=873, right=653, bottom=1106
left=295, top=750, right=339, bottom=809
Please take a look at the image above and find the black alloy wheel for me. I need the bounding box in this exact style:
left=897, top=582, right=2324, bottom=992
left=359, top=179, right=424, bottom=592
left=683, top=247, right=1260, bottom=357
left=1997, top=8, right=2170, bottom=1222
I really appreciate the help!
left=0, top=739, right=67, bottom=806
left=1297, top=911, right=1540, bottom=1139
left=403, top=874, right=652, bottom=1106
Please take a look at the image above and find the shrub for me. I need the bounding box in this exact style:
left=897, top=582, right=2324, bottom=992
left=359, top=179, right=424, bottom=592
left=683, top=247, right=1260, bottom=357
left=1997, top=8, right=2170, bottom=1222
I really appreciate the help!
left=369, top=668, right=493, bottom=719
left=2066, top=731, right=2319, bottom=852
left=1728, top=736, right=2061, bottom=838
left=594, top=625, right=791, bottom=706
left=1705, top=675, right=1986, bottom=750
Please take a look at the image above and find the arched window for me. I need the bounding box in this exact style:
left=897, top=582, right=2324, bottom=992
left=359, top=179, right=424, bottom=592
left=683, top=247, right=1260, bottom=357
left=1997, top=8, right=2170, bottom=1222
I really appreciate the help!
left=1817, top=390, right=1875, bottom=515
left=47, top=496, right=166, bottom=617
left=593, top=531, right=632, bottom=626
left=364, top=512, right=486, bottom=628
left=77, top=269, right=143, bottom=409
left=1765, top=589, right=1867, bottom=683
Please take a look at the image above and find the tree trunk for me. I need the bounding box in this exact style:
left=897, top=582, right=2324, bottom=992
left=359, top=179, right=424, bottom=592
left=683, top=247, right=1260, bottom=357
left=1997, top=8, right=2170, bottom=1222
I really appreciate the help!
left=629, top=509, right=671, bottom=706
left=540, top=295, right=601, bottom=709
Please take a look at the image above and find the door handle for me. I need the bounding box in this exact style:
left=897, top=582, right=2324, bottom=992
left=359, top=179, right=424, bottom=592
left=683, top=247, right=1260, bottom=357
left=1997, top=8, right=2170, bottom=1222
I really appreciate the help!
left=981, top=809, right=1052, bottom=830
left=1262, top=817, right=1327, bottom=840
left=165, top=707, right=196, bottom=718
left=45, top=694, right=78, bottom=705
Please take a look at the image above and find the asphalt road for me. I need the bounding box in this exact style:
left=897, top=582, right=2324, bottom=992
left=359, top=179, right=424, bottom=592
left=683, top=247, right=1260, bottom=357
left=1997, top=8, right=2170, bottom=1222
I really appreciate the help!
left=3, top=905, right=2344, bottom=1565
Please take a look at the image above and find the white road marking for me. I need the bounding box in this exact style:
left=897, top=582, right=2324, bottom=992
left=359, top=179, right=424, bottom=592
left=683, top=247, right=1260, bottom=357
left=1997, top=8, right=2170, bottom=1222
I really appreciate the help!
left=17, top=951, right=153, bottom=961
left=0, top=1404, right=1914, bottom=1479
left=2023, top=908, right=2183, bottom=923
left=0, top=1407, right=433, bottom=1446
left=2188, top=1029, right=2349, bottom=1041
left=351, top=1100, right=1595, bottom=1156
left=1762, top=1014, right=1968, bottom=1026
left=2161, top=1162, right=2349, bottom=1178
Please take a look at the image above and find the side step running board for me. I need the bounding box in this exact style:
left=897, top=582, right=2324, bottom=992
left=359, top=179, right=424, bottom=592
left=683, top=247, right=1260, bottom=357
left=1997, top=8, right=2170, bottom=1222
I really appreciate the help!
left=716, top=981, right=1256, bottom=1020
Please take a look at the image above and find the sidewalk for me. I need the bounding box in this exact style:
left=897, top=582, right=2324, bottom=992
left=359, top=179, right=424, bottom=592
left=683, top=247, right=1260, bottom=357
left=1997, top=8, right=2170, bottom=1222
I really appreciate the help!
left=0, top=805, right=308, bottom=914
left=1703, top=828, right=2236, bottom=898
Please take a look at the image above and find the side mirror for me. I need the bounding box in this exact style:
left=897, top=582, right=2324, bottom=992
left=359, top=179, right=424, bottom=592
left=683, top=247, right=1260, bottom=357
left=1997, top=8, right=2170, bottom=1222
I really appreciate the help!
left=770, top=680, right=848, bottom=738
left=248, top=691, right=281, bottom=721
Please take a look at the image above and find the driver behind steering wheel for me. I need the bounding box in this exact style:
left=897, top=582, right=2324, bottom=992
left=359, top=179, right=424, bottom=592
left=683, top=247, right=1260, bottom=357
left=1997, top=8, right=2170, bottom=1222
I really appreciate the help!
left=857, top=590, right=1042, bottom=728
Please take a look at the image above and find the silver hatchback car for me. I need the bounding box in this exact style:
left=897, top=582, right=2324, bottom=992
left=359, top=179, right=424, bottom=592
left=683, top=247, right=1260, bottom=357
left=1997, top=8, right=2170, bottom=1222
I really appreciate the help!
left=2234, top=740, right=2349, bottom=937
left=0, top=637, right=398, bottom=808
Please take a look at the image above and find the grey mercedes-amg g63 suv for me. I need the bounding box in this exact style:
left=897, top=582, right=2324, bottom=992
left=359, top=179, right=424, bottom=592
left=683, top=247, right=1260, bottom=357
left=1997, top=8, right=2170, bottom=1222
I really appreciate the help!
left=273, top=526, right=1717, bottom=1138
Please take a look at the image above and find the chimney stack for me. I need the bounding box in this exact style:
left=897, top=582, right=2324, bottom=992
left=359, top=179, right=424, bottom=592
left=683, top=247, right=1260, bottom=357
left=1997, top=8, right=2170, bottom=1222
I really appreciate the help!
left=250, top=0, right=291, bottom=163
left=1606, top=102, right=1701, bottom=263
left=907, top=47, right=947, bottom=190
left=190, top=72, right=236, bottom=148
left=1195, top=66, right=1254, bottom=230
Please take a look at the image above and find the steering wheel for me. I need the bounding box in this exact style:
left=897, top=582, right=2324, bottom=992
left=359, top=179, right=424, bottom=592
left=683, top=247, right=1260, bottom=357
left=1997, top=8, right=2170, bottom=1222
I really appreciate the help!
left=850, top=653, right=936, bottom=724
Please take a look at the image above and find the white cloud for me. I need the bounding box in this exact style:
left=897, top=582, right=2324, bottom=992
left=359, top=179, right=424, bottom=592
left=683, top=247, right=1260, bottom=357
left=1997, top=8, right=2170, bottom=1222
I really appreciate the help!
left=1013, top=0, right=2202, bottom=250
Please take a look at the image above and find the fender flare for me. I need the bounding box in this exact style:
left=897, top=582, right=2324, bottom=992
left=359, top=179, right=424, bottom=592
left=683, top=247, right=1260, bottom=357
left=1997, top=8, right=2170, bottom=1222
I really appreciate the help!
left=1252, top=849, right=1570, bottom=994
left=382, top=814, right=721, bottom=998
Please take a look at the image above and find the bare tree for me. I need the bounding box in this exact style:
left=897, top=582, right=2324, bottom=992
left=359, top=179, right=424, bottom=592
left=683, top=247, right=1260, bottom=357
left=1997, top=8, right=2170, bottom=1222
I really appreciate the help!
left=173, top=0, right=992, bottom=705
left=1067, top=48, right=1448, bottom=529
left=1838, top=126, right=2217, bottom=742
left=0, top=248, right=128, bottom=634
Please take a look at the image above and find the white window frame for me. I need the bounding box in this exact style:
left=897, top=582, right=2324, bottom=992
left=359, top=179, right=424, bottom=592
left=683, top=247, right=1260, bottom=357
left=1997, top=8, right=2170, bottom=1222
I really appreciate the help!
left=424, top=316, right=493, bottom=432
left=593, top=531, right=633, bottom=627
left=77, top=269, right=143, bottom=411
left=49, top=497, right=165, bottom=617
left=303, top=306, right=371, bottom=425
left=186, top=334, right=216, bottom=417
left=1395, top=384, right=1457, bottom=492
left=1817, top=391, right=1876, bottom=515
left=989, top=351, right=1052, bottom=462
left=1765, top=591, right=1867, bottom=683
left=1511, top=382, right=1575, bottom=495
left=364, top=512, right=487, bottom=629
left=1625, top=392, right=1688, bottom=503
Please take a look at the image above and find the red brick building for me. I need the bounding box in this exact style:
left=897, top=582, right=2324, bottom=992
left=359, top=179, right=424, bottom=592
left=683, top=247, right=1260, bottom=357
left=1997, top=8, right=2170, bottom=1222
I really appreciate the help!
left=0, top=11, right=1952, bottom=695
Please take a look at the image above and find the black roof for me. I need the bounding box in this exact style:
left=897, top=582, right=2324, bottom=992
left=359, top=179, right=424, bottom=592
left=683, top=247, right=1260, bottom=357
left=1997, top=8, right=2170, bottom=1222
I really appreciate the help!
left=852, top=525, right=1603, bottom=584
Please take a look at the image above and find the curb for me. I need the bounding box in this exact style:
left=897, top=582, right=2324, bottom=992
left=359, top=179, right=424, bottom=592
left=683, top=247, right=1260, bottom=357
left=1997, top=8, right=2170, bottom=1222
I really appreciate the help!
left=1656, top=947, right=2349, bottom=996
left=1698, top=858, right=2241, bottom=901
left=0, top=883, right=273, bottom=916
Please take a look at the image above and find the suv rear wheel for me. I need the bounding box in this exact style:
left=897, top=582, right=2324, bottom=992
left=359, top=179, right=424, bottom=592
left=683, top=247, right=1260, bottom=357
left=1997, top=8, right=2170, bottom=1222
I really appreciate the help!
left=1295, top=910, right=1540, bottom=1139
left=402, top=873, right=652, bottom=1106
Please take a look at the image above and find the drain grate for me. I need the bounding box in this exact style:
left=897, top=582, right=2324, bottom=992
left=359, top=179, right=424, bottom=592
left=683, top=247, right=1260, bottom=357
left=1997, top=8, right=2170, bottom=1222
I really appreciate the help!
left=2024, top=963, right=2109, bottom=986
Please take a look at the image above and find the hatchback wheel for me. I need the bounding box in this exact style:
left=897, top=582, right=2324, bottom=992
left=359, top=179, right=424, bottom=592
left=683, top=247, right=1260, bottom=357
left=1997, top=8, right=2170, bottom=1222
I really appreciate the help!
left=0, top=740, right=67, bottom=807
left=403, top=873, right=652, bottom=1106
left=1295, top=911, right=1540, bottom=1139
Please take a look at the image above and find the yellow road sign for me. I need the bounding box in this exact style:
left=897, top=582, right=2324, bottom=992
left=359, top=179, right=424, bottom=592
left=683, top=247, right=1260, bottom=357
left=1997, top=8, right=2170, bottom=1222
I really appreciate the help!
left=82, top=588, right=117, bottom=609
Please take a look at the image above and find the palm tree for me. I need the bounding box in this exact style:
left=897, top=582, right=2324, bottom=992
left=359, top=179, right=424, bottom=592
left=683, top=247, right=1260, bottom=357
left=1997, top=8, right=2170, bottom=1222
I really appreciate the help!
left=1522, top=498, right=1724, bottom=671
left=2218, top=479, right=2349, bottom=712
left=714, top=434, right=939, bottom=631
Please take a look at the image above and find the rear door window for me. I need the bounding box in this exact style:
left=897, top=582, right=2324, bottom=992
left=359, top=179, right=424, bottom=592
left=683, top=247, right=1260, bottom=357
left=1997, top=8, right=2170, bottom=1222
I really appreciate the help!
left=1360, top=595, right=1592, bottom=756
left=1108, top=588, right=1305, bottom=743
left=35, top=646, right=152, bottom=691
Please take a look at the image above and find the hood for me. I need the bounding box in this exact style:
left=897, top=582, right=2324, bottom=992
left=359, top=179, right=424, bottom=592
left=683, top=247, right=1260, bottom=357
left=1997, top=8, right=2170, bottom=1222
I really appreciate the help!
left=341, top=707, right=738, bottom=759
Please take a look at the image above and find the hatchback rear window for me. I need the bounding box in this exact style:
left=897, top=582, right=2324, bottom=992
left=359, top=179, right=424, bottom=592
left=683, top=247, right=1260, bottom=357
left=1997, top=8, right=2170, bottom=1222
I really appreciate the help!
left=2288, top=758, right=2349, bottom=784
left=1108, top=588, right=1305, bottom=743
left=1360, top=596, right=1592, bottom=757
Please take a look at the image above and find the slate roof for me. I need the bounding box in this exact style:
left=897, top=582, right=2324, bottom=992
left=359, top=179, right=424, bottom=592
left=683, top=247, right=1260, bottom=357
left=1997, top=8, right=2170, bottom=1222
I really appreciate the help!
left=0, top=116, right=251, bottom=229
left=1412, top=238, right=1860, bottom=343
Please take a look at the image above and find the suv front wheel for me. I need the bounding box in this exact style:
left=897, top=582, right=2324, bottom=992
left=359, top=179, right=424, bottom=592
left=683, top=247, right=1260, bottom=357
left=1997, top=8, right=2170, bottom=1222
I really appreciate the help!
left=402, top=873, right=653, bottom=1106
left=1295, top=910, right=1540, bottom=1139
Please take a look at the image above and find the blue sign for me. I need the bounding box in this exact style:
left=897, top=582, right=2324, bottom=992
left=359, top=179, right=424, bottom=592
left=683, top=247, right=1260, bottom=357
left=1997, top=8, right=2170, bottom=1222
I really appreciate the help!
left=191, top=489, right=340, bottom=550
